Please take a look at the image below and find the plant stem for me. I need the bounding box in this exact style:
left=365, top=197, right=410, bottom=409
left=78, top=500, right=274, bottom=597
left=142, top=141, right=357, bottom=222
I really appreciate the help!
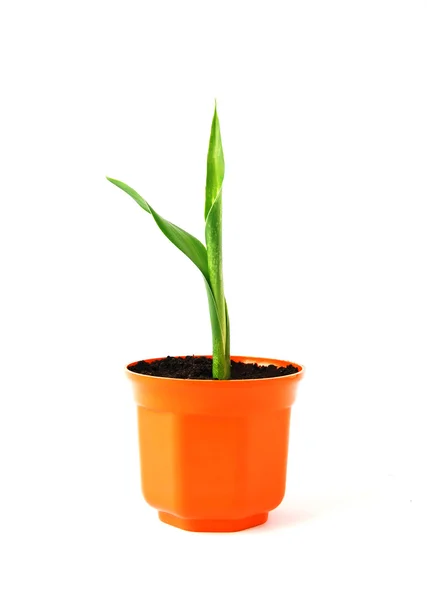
left=206, top=192, right=230, bottom=379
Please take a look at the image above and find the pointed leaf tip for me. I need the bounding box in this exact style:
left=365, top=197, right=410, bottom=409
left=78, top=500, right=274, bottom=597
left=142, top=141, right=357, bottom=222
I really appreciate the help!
left=205, top=104, right=225, bottom=220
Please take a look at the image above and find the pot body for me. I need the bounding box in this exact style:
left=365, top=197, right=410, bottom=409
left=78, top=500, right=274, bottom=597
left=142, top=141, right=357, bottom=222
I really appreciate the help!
left=126, top=356, right=304, bottom=532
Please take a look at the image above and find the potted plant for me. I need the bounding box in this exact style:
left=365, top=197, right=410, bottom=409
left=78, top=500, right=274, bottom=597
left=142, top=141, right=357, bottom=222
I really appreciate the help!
left=107, top=104, right=304, bottom=532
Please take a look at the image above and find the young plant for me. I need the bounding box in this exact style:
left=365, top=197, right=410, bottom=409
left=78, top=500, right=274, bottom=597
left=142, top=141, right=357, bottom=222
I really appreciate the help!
left=107, top=104, right=230, bottom=379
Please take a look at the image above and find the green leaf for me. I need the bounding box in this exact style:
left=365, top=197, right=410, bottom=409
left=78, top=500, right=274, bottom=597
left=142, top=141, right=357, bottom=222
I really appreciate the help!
left=205, top=103, right=225, bottom=221
left=106, top=177, right=210, bottom=281
left=106, top=176, right=227, bottom=374
left=205, top=105, right=230, bottom=379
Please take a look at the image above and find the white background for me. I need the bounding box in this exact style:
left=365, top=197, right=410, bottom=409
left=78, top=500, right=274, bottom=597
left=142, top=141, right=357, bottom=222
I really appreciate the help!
left=1, top=0, right=426, bottom=598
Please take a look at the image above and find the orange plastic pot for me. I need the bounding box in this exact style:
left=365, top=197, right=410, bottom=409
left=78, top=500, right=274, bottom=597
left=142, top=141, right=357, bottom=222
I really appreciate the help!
left=126, top=356, right=304, bottom=532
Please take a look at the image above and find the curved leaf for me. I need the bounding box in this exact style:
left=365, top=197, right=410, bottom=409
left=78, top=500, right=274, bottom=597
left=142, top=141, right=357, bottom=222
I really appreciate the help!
left=107, top=177, right=210, bottom=281
left=106, top=176, right=226, bottom=371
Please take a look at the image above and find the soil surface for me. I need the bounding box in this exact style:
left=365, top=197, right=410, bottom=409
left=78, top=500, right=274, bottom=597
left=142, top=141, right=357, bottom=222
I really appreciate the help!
left=128, top=356, right=299, bottom=380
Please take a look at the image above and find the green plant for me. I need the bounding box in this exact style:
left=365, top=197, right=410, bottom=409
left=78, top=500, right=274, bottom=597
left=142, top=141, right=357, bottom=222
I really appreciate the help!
left=107, top=104, right=230, bottom=379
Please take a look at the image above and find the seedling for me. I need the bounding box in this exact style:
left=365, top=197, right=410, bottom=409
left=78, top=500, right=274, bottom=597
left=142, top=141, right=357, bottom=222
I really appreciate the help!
left=107, top=104, right=230, bottom=379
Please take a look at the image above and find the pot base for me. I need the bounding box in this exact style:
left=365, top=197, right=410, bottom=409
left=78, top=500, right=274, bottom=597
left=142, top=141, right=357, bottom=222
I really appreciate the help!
left=158, top=511, right=268, bottom=532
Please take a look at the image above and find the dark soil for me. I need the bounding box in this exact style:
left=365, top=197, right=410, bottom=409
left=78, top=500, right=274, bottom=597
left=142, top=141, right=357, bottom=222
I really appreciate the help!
left=128, top=356, right=299, bottom=380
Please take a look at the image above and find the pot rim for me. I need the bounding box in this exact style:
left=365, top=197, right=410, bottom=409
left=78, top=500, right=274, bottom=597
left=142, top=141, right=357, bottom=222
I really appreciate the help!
left=126, top=355, right=305, bottom=384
